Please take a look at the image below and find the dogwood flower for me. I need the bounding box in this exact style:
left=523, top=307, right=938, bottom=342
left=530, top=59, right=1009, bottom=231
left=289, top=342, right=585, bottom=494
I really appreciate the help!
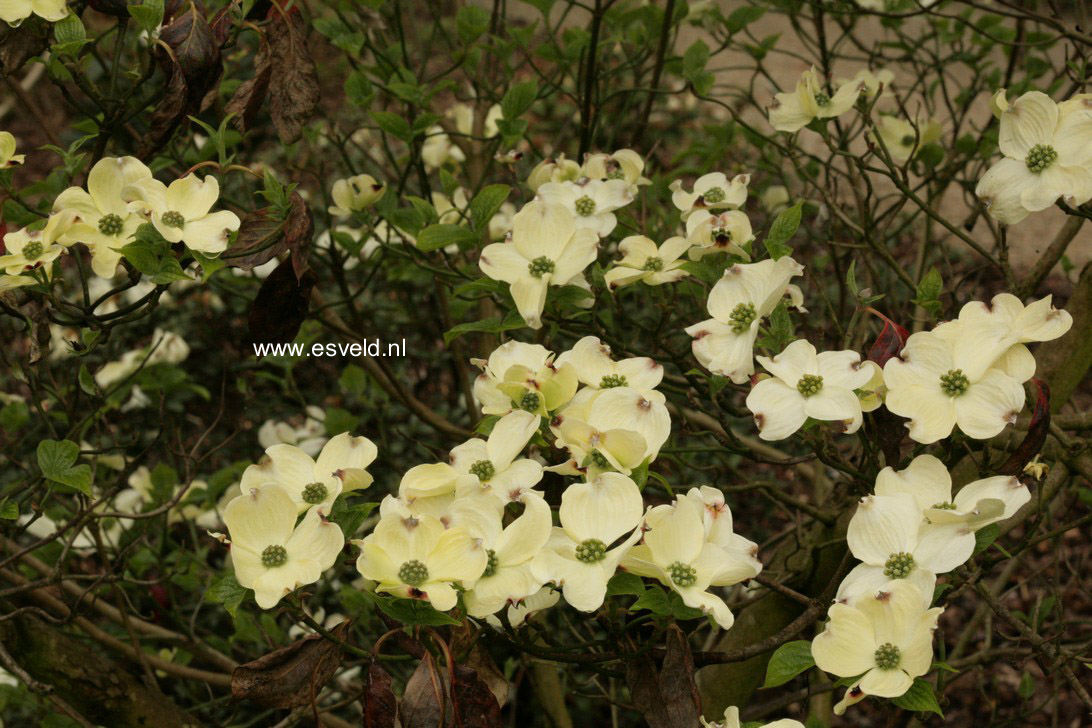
left=0, top=0, right=67, bottom=24
left=684, top=210, right=753, bottom=260
left=449, top=102, right=503, bottom=139
left=603, top=235, right=691, bottom=289
left=421, top=125, right=466, bottom=169
left=838, top=493, right=974, bottom=608
left=527, top=154, right=582, bottom=191
left=551, top=386, right=671, bottom=474
left=478, top=201, right=599, bottom=328
left=535, top=178, right=632, bottom=236
left=883, top=329, right=1025, bottom=443
left=951, top=293, right=1073, bottom=382
left=463, top=494, right=553, bottom=618
left=53, top=156, right=153, bottom=277
left=328, top=174, right=385, bottom=217
left=702, top=706, right=803, bottom=728
left=975, top=91, right=1092, bottom=224
left=0, top=131, right=24, bottom=167
left=622, top=494, right=759, bottom=628
left=871, top=115, right=942, bottom=162
left=354, top=511, right=488, bottom=611
left=875, top=454, right=1030, bottom=529
left=531, top=472, right=644, bottom=611
left=746, top=340, right=880, bottom=440
left=223, top=484, right=344, bottom=609
left=94, top=329, right=190, bottom=388
left=555, top=336, right=664, bottom=397
left=258, top=405, right=328, bottom=456
left=471, top=341, right=579, bottom=415
left=684, top=487, right=765, bottom=570
left=670, top=172, right=749, bottom=220
left=240, top=433, right=377, bottom=513
left=125, top=174, right=241, bottom=255
left=686, top=257, right=805, bottom=384
left=581, top=149, right=651, bottom=189
left=769, top=67, right=863, bottom=133
left=0, top=210, right=77, bottom=274
left=813, top=579, right=943, bottom=715
left=450, top=410, right=544, bottom=505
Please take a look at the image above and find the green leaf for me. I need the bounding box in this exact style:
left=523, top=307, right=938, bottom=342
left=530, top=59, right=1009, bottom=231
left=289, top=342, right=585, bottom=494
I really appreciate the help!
left=764, top=201, right=803, bottom=260
left=444, top=309, right=526, bottom=344
left=0, top=498, right=18, bottom=520
left=762, top=640, right=815, bottom=687
left=474, top=414, right=500, bottom=435
left=757, top=300, right=795, bottom=353
left=52, top=12, right=88, bottom=57
left=456, top=5, right=490, bottom=43
left=78, top=364, right=97, bottom=396
left=972, top=523, right=1000, bottom=556
left=607, top=572, right=645, bottom=597
left=339, top=364, right=368, bottom=395
left=189, top=249, right=225, bottom=282
left=469, top=184, right=511, bottom=232
left=912, top=268, right=944, bottom=317
left=205, top=574, right=249, bottom=619
left=128, top=0, right=165, bottom=35
left=496, top=117, right=528, bottom=145
left=345, top=71, right=374, bottom=108
left=362, top=591, right=460, bottom=626
left=371, top=111, right=411, bottom=141
left=891, top=678, right=944, bottom=716
left=324, top=407, right=358, bottom=436
left=726, top=6, right=765, bottom=33
left=327, top=497, right=378, bottom=539
left=501, top=80, right=538, bottom=120
left=37, top=439, right=92, bottom=495
left=416, top=223, right=479, bottom=252
left=0, top=401, right=29, bottom=432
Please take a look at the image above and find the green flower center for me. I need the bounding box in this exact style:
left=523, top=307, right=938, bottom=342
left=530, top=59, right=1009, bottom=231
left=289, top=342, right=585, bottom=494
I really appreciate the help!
left=701, top=186, right=726, bottom=204
left=98, top=213, right=125, bottom=236
left=261, top=544, right=288, bottom=568
left=643, top=256, right=664, bottom=272
left=931, top=501, right=957, bottom=510
left=599, top=374, right=628, bottom=389
left=589, top=450, right=611, bottom=469
left=667, top=561, right=697, bottom=587
left=883, top=551, right=915, bottom=579
left=1024, top=143, right=1057, bottom=173
left=574, top=195, right=597, bottom=216
left=575, top=538, right=607, bottom=563
left=469, top=459, right=495, bottom=482
left=482, top=549, right=499, bottom=578
left=728, top=302, right=756, bottom=333
left=161, top=210, right=185, bottom=228
left=527, top=255, right=555, bottom=278
left=302, top=482, right=328, bottom=504
left=606, top=169, right=625, bottom=180
left=796, top=374, right=824, bottom=397
left=518, top=391, right=541, bottom=412
left=398, top=559, right=429, bottom=586
left=814, top=92, right=831, bottom=107
left=900, top=134, right=916, bottom=147
left=22, top=241, right=43, bottom=260
left=939, top=369, right=969, bottom=396
left=874, top=642, right=901, bottom=670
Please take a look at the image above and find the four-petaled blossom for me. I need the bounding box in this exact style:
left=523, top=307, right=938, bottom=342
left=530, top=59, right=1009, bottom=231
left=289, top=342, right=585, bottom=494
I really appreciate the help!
left=686, top=257, right=805, bottom=384
left=0, top=210, right=78, bottom=274
left=126, top=174, right=241, bottom=255
left=838, top=493, right=974, bottom=608
left=0, top=131, right=25, bottom=167
left=551, top=386, right=671, bottom=475
left=623, top=493, right=760, bottom=629
left=581, top=149, right=651, bottom=189
left=478, top=201, right=599, bottom=328
left=875, top=454, right=1030, bottom=530
left=54, top=156, right=153, bottom=277
left=603, top=235, right=692, bottom=289
left=471, top=340, right=578, bottom=415
left=535, top=178, right=632, bottom=236
left=746, top=339, right=880, bottom=440
left=328, top=174, right=386, bottom=217
left=463, top=494, right=553, bottom=618
left=0, top=0, right=67, bottom=24
left=554, top=335, right=664, bottom=398
left=975, top=91, right=1092, bottom=224
left=883, top=328, right=1025, bottom=443
left=354, top=512, right=488, bottom=611
left=531, top=473, right=644, bottom=612
left=240, top=432, right=377, bottom=513
left=223, top=484, right=344, bottom=609
left=685, top=210, right=753, bottom=260
left=769, top=67, right=862, bottom=133
left=527, top=154, right=582, bottom=191
left=670, top=172, right=749, bottom=220
left=950, top=293, right=1072, bottom=382
left=450, top=410, right=544, bottom=505
left=813, top=579, right=943, bottom=715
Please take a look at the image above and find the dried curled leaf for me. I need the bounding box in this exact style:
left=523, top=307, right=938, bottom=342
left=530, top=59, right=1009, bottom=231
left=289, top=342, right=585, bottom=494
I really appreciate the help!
left=363, top=659, right=399, bottom=728
left=231, top=621, right=349, bottom=708
left=266, top=6, right=321, bottom=144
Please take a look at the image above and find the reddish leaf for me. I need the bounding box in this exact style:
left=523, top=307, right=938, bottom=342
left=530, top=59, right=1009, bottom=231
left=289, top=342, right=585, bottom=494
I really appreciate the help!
left=231, top=621, right=348, bottom=708
left=998, top=379, right=1050, bottom=476
left=865, top=308, right=910, bottom=367
left=223, top=208, right=286, bottom=271
left=624, top=626, right=701, bottom=728
left=362, top=659, right=398, bottom=728
left=452, top=665, right=502, bottom=728
left=400, top=652, right=448, bottom=728
left=266, top=7, right=321, bottom=144
left=225, top=36, right=272, bottom=134
left=284, top=192, right=314, bottom=280
left=248, top=258, right=316, bottom=346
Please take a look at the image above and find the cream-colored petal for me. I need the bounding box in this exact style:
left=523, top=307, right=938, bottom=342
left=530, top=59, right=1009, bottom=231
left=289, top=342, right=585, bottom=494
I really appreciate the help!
left=745, top=378, right=807, bottom=441
left=223, top=484, right=298, bottom=550
left=998, top=91, right=1058, bottom=158
left=846, top=494, right=920, bottom=566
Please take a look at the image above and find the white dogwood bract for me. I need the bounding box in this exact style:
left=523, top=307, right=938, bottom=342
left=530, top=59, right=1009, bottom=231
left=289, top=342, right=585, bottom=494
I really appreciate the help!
left=670, top=172, right=749, bottom=220
left=769, top=67, right=863, bottom=133
left=603, top=235, right=692, bottom=289
left=685, top=209, right=754, bottom=260
left=449, top=410, right=544, bottom=505
left=125, top=174, right=241, bottom=255
left=746, top=339, right=880, bottom=440
left=471, top=340, right=578, bottom=415
left=535, top=178, right=633, bottom=236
